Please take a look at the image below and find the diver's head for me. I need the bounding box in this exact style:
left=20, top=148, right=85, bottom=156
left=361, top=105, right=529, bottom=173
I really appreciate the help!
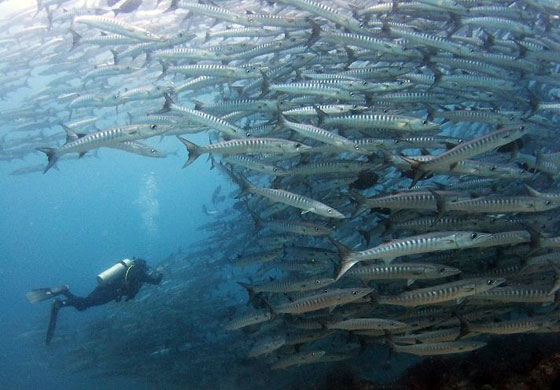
left=133, top=258, right=147, bottom=268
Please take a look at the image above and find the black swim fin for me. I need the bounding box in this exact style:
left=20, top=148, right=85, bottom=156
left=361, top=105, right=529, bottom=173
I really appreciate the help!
left=26, top=285, right=69, bottom=304
left=46, top=300, right=62, bottom=345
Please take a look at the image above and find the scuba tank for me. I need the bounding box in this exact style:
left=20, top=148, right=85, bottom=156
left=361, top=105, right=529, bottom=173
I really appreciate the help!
left=97, top=259, right=133, bottom=285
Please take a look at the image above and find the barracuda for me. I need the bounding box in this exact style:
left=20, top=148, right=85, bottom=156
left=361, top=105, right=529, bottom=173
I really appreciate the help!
left=351, top=190, right=470, bottom=216
left=333, top=232, right=493, bottom=279
left=37, top=124, right=169, bottom=173
left=74, top=15, right=165, bottom=42
left=378, top=277, right=505, bottom=307
left=272, top=287, right=373, bottom=314
left=472, top=286, right=558, bottom=304
left=346, top=263, right=461, bottom=285
left=441, top=196, right=559, bottom=214
left=323, top=114, right=440, bottom=133
left=177, top=137, right=310, bottom=167
left=390, top=340, right=487, bottom=356
left=271, top=350, right=326, bottom=370
left=403, top=126, right=527, bottom=183
left=237, top=175, right=345, bottom=219
left=239, top=276, right=336, bottom=294
left=280, top=116, right=364, bottom=154
left=159, top=94, right=246, bottom=139
left=327, top=318, right=407, bottom=331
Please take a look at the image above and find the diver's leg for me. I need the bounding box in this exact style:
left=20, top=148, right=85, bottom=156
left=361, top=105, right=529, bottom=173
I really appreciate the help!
left=46, top=299, right=62, bottom=345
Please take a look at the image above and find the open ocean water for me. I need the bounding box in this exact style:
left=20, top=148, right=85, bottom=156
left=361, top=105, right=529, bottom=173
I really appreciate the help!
left=1, top=1, right=560, bottom=389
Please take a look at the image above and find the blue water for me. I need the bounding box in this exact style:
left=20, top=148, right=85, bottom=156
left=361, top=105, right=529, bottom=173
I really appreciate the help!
left=0, top=132, right=227, bottom=388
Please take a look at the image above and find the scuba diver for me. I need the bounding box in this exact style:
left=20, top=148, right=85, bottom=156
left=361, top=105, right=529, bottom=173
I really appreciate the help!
left=26, top=258, right=163, bottom=345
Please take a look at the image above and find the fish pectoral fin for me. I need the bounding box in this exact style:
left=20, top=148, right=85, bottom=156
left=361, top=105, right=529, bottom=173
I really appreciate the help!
left=456, top=297, right=465, bottom=304
left=78, top=151, right=87, bottom=158
left=406, top=279, right=416, bottom=287
left=301, top=210, right=310, bottom=215
left=328, top=305, right=337, bottom=314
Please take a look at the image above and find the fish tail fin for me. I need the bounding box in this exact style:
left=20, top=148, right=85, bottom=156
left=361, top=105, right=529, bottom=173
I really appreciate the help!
left=358, top=229, right=371, bottom=246
left=248, top=209, right=263, bottom=232
left=237, top=281, right=257, bottom=305
left=110, top=49, right=118, bottom=65
left=260, top=297, right=277, bottom=319
left=399, top=155, right=424, bottom=187
left=522, top=223, right=541, bottom=251
left=68, top=28, right=81, bottom=50
left=457, top=315, right=471, bottom=339
left=193, top=100, right=205, bottom=111
left=349, top=190, right=369, bottom=217
left=157, top=60, right=168, bottom=80
left=312, top=104, right=327, bottom=126
left=176, top=136, right=200, bottom=168
left=524, top=184, right=542, bottom=198
left=36, top=147, right=58, bottom=173
left=235, top=174, right=255, bottom=198
left=383, top=330, right=396, bottom=359
left=259, top=70, right=269, bottom=98
left=328, top=237, right=356, bottom=280
left=428, top=189, right=446, bottom=215
left=157, top=93, right=174, bottom=114
left=305, top=17, right=321, bottom=48
left=165, top=0, right=178, bottom=13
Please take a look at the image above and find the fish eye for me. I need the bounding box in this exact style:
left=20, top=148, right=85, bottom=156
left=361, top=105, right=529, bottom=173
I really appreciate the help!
left=150, top=149, right=157, bottom=154
left=323, top=289, right=328, bottom=293
left=439, top=267, right=446, bottom=273
left=546, top=200, right=551, bottom=205
left=487, top=279, right=493, bottom=285
left=295, top=143, right=301, bottom=149
left=327, top=208, right=332, bottom=213
left=359, top=22, right=364, bottom=28
left=349, top=92, right=354, bottom=96
left=150, top=124, right=157, bottom=130
left=519, top=125, right=525, bottom=131
left=315, top=280, right=321, bottom=284
left=422, top=120, right=428, bottom=125
left=471, top=233, right=477, bottom=239
left=352, top=291, right=357, bottom=296
left=352, top=104, right=358, bottom=109
left=273, top=168, right=278, bottom=172
left=246, top=131, right=251, bottom=137
left=470, top=48, right=474, bottom=53
left=315, top=227, right=319, bottom=231
left=362, top=81, right=367, bottom=86
left=490, top=166, right=496, bottom=171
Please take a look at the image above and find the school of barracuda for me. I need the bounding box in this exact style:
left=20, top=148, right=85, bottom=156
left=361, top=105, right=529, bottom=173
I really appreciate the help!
left=4, top=0, right=560, bottom=387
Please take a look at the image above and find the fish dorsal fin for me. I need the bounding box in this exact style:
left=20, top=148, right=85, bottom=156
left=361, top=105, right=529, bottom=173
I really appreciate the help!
left=60, top=124, right=80, bottom=144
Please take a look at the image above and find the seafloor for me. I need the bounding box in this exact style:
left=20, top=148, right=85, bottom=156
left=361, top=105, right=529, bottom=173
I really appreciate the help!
left=310, top=334, right=560, bottom=390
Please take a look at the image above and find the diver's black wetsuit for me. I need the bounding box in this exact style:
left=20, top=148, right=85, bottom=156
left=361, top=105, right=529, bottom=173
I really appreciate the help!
left=59, top=259, right=162, bottom=311
left=46, top=259, right=162, bottom=344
